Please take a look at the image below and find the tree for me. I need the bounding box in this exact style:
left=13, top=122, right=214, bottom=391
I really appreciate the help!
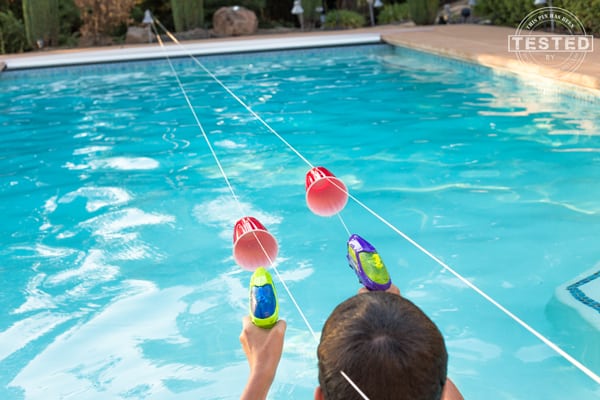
left=22, top=0, right=59, bottom=47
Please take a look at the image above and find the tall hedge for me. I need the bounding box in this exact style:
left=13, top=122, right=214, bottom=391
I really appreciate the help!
left=171, top=0, right=204, bottom=31
left=474, top=0, right=534, bottom=27
left=22, top=0, right=60, bottom=47
left=555, top=0, right=600, bottom=36
left=0, top=10, right=27, bottom=53
left=475, top=0, right=600, bottom=36
left=324, top=9, right=365, bottom=28
left=407, top=0, right=438, bottom=25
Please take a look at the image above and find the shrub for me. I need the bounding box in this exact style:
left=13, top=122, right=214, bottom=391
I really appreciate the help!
left=555, top=0, right=600, bottom=36
left=407, top=0, right=438, bottom=25
left=378, top=2, right=409, bottom=24
left=324, top=9, right=365, bottom=29
left=0, top=10, right=28, bottom=53
left=59, top=0, right=82, bottom=47
left=473, top=0, right=534, bottom=27
left=474, top=0, right=600, bottom=36
left=74, top=0, right=136, bottom=45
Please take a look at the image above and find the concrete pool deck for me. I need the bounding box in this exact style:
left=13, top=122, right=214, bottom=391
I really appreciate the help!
left=1, top=24, right=599, bottom=93
left=381, top=24, right=600, bottom=94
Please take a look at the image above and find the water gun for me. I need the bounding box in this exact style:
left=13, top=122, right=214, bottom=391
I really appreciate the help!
left=249, top=267, right=279, bottom=328
left=346, top=234, right=392, bottom=291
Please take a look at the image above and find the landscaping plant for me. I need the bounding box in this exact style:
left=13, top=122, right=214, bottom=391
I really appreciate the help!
left=171, top=0, right=204, bottom=32
left=407, top=0, right=438, bottom=25
left=22, top=0, right=59, bottom=47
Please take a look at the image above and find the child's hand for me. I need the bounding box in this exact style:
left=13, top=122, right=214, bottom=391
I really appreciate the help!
left=358, top=283, right=401, bottom=296
left=239, top=317, right=287, bottom=400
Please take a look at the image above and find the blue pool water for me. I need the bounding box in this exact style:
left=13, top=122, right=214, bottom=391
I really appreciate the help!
left=1, top=44, right=600, bottom=399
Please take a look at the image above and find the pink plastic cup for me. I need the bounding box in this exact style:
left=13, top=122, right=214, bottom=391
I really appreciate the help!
left=305, top=166, right=349, bottom=217
left=233, top=216, right=278, bottom=271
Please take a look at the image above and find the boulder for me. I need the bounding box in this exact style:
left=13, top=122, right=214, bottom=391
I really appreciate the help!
left=0, top=62, right=6, bottom=72
left=212, top=6, right=258, bottom=37
left=126, top=26, right=153, bottom=44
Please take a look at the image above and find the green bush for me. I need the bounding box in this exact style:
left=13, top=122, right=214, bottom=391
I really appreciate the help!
left=377, top=2, right=409, bottom=24
left=58, top=0, right=81, bottom=47
left=474, top=0, right=600, bottom=36
left=0, top=10, right=28, bottom=53
left=474, top=0, right=534, bottom=27
left=555, top=0, right=600, bottom=36
left=407, top=0, right=438, bottom=25
left=324, top=9, right=366, bottom=29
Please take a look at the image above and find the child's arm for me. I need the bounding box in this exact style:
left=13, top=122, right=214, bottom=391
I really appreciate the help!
left=240, top=317, right=287, bottom=400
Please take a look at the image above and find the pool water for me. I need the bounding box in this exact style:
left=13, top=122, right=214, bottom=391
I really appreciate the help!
left=1, top=44, right=599, bottom=399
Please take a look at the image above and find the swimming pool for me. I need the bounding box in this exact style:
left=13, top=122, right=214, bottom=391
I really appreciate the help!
left=1, top=44, right=599, bottom=399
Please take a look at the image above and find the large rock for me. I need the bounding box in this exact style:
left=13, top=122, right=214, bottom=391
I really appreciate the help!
left=126, top=26, right=154, bottom=44
left=212, top=6, right=258, bottom=37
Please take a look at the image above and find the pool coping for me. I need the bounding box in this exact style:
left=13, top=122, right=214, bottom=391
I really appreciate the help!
left=2, top=24, right=600, bottom=95
left=0, top=30, right=391, bottom=70
left=381, top=25, right=600, bottom=95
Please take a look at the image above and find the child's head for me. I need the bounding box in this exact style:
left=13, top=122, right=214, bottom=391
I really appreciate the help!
left=317, top=291, right=447, bottom=400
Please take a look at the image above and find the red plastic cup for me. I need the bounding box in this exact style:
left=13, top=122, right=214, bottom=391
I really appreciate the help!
left=305, top=166, right=349, bottom=217
left=233, top=216, right=278, bottom=271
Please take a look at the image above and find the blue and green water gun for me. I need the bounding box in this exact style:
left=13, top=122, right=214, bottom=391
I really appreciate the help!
left=249, top=267, right=279, bottom=328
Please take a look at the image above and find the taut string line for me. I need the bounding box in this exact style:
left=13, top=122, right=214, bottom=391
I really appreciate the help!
left=149, top=19, right=600, bottom=386
left=151, top=21, right=318, bottom=343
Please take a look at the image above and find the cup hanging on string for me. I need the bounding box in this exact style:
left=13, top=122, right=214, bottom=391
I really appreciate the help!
left=305, top=166, right=349, bottom=217
left=233, top=216, right=279, bottom=271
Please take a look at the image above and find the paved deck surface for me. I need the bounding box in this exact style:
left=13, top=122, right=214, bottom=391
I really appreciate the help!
left=381, top=24, right=600, bottom=93
left=2, top=24, right=599, bottom=93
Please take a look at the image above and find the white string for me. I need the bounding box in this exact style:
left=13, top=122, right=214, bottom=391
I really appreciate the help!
left=153, top=19, right=315, bottom=169
left=150, top=19, right=600, bottom=386
left=345, top=193, right=600, bottom=385
left=249, top=230, right=319, bottom=342
left=152, top=25, right=246, bottom=218
left=340, top=371, right=370, bottom=400
left=152, top=21, right=318, bottom=344
left=337, top=213, right=351, bottom=236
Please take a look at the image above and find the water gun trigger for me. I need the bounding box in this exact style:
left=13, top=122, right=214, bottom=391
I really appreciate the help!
left=249, top=267, right=279, bottom=329
left=346, top=234, right=392, bottom=291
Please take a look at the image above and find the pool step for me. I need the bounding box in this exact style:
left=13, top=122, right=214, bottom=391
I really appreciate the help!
left=547, top=264, right=600, bottom=374
left=558, top=265, right=600, bottom=330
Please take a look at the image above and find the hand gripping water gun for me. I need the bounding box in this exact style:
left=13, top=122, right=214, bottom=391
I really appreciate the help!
left=347, top=234, right=392, bottom=291
left=249, top=267, right=279, bottom=328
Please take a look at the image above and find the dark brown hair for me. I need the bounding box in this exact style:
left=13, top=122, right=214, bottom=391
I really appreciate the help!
left=317, top=291, right=447, bottom=400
